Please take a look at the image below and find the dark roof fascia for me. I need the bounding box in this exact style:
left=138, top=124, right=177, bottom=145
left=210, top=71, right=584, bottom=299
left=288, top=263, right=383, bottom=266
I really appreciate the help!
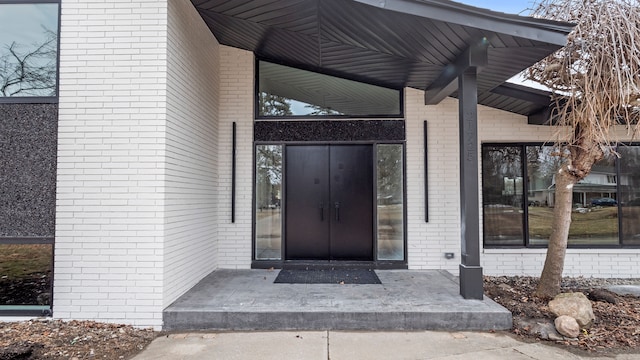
left=491, top=82, right=551, bottom=105
left=353, top=0, right=575, bottom=46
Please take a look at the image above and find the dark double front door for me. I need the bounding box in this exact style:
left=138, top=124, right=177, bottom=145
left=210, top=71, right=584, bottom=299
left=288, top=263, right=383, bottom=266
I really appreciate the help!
left=285, top=145, right=373, bottom=261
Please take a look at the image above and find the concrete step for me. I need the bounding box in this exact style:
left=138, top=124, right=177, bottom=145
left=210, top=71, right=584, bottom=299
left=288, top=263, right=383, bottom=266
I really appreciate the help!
left=163, top=269, right=512, bottom=331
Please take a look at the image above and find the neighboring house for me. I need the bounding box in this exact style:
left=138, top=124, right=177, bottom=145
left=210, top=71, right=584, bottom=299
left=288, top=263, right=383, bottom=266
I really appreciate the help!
left=1, top=0, right=638, bottom=328
left=527, top=164, right=619, bottom=208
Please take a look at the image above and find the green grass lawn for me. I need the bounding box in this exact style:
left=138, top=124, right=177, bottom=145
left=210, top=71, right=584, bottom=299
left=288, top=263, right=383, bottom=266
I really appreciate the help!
left=528, top=206, right=618, bottom=239
left=0, top=244, right=52, bottom=280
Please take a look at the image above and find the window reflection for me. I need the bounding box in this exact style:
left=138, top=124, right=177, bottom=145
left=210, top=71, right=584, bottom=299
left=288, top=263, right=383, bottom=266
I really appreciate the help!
left=257, top=61, right=401, bottom=117
left=255, top=145, right=282, bottom=260
left=0, top=244, right=52, bottom=306
left=0, top=3, right=58, bottom=97
left=619, top=146, right=640, bottom=245
left=526, top=146, right=561, bottom=245
left=376, top=144, right=404, bottom=260
left=527, top=146, right=618, bottom=246
left=482, top=146, right=525, bottom=246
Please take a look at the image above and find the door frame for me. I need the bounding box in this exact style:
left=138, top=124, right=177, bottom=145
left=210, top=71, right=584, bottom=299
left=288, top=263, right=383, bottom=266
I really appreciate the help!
left=252, top=140, right=408, bottom=269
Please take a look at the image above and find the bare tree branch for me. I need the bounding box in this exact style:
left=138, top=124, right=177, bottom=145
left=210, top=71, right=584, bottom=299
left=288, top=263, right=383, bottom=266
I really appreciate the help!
left=0, top=28, right=57, bottom=97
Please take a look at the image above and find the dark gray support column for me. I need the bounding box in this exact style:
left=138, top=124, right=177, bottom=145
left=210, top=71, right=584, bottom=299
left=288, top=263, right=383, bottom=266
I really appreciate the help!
left=458, top=67, right=483, bottom=300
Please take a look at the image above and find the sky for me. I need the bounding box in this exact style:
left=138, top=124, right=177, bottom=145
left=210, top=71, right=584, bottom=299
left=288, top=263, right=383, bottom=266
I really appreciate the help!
left=0, top=3, right=58, bottom=49
left=455, top=0, right=535, bottom=15
left=455, top=0, right=551, bottom=89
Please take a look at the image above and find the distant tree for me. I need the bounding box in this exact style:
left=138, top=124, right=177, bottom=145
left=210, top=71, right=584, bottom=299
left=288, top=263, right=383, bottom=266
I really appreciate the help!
left=305, top=103, right=342, bottom=116
left=528, top=0, right=640, bottom=298
left=377, top=145, right=403, bottom=202
left=0, top=28, right=57, bottom=97
left=256, top=145, right=282, bottom=209
left=258, top=92, right=292, bottom=116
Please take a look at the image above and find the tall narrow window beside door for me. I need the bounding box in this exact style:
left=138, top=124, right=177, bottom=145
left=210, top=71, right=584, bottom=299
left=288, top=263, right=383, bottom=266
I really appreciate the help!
left=255, top=145, right=283, bottom=260
left=376, top=144, right=405, bottom=260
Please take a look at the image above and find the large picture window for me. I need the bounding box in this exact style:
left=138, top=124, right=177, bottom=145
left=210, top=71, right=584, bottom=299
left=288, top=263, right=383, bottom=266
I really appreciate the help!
left=482, top=143, right=636, bottom=248
left=0, top=2, right=59, bottom=99
left=0, top=1, right=59, bottom=315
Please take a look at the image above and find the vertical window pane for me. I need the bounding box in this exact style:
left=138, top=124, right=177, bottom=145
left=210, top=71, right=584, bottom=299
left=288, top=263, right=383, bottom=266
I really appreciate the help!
left=619, top=146, right=640, bottom=245
left=526, top=146, right=562, bottom=245
left=482, top=146, right=524, bottom=246
left=255, top=145, right=282, bottom=260
left=527, top=146, right=618, bottom=246
left=0, top=244, right=52, bottom=306
left=571, top=154, right=618, bottom=245
left=376, top=144, right=404, bottom=260
left=0, top=3, right=59, bottom=97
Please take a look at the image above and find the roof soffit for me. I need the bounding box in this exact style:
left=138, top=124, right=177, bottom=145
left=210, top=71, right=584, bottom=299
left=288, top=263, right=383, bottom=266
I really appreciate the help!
left=192, top=0, right=573, bottom=116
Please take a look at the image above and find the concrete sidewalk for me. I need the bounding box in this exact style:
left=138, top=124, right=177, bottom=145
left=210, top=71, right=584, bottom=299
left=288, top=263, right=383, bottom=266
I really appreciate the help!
left=132, top=331, right=640, bottom=360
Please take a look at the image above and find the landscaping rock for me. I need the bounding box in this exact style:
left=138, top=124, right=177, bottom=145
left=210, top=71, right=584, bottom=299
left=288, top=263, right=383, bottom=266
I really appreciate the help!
left=554, top=315, right=580, bottom=338
left=484, top=276, right=640, bottom=353
left=518, top=318, right=562, bottom=341
left=588, top=288, right=617, bottom=304
left=548, top=292, right=595, bottom=327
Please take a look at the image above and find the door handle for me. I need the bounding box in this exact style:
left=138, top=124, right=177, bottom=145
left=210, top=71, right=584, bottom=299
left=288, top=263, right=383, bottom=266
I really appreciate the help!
left=334, top=202, right=340, bottom=221
left=319, top=202, right=324, bottom=221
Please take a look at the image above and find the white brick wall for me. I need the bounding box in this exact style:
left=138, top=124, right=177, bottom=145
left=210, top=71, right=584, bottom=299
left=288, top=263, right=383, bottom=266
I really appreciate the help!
left=405, top=88, right=461, bottom=272
left=483, top=249, right=640, bottom=278
left=163, top=0, right=220, bottom=308
left=55, top=0, right=168, bottom=327
left=216, top=46, right=254, bottom=269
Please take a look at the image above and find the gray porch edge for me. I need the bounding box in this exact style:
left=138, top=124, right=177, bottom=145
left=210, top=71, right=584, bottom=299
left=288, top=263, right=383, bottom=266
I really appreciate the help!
left=163, top=269, right=511, bottom=331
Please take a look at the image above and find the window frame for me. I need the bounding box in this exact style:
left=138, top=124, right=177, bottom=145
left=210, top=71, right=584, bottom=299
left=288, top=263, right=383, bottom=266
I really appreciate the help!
left=482, top=142, right=640, bottom=249
left=0, top=0, right=59, bottom=316
left=0, top=0, right=61, bottom=103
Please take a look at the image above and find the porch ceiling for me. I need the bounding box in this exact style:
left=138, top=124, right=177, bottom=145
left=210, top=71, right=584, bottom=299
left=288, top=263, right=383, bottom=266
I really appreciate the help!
left=191, top=0, right=573, bottom=117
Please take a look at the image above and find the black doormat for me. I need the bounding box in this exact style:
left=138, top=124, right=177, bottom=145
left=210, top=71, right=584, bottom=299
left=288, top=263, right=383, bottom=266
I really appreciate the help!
left=274, top=269, right=381, bottom=284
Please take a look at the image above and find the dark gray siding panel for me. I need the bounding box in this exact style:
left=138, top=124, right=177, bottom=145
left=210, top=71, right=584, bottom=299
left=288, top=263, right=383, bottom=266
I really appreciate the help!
left=0, top=103, right=58, bottom=237
left=254, top=120, right=405, bottom=142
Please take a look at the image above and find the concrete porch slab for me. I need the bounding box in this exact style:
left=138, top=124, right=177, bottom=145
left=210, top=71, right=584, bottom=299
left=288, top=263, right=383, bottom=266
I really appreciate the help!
left=163, top=269, right=512, bottom=331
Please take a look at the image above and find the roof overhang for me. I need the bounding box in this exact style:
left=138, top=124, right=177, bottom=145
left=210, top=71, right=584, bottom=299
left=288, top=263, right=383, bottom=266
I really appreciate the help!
left=191, top=0, right=573, bottom=118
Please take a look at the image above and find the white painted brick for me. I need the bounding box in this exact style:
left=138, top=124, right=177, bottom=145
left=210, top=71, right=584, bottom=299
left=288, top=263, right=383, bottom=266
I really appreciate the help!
left=55, top=0, right=169, bottom=328
left=215, top=46, right=254, bottom=269
left=162, top=0, right=220, bottom=308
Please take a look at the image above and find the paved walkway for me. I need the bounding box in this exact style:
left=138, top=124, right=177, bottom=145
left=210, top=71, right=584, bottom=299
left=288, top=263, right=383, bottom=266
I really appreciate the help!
left=133, top=331, right=640, bottom=360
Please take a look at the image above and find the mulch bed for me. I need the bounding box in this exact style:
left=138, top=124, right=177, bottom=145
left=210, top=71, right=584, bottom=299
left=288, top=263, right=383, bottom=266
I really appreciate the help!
left=484, top=276, right=640, bottom=355
left=0, top=320, right=156, bottom=360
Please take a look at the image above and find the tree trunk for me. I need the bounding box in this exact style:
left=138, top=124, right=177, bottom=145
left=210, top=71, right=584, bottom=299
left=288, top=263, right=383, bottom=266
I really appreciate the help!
left=534, top=166, right=576, bottom=299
